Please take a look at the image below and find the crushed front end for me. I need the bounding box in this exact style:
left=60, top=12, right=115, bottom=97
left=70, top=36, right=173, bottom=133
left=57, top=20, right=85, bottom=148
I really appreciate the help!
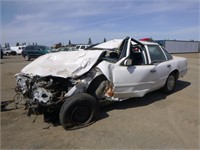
left=15, top=73, right=73, bottom=115
left=15, top=68, right=98, bottom=117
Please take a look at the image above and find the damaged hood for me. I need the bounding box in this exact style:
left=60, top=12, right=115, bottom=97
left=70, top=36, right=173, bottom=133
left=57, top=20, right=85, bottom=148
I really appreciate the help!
left=21, top=50, right=104, bottom=78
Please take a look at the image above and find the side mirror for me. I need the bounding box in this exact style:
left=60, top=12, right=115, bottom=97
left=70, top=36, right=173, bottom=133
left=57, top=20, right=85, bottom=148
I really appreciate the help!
left=124, top=58, right=132, bottom=66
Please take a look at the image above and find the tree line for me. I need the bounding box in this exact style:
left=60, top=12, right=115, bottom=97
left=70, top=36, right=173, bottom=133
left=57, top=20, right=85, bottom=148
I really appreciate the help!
left=1, top=37, right=107, bottom=48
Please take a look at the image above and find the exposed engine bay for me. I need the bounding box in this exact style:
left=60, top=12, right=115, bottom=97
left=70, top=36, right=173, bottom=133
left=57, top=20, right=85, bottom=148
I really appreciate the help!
left=15, top=67, right=103, bottom=115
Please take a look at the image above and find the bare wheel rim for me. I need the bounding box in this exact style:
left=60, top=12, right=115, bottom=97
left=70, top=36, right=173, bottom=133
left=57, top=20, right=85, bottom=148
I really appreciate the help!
left=167, top=75, right=175, bottom=91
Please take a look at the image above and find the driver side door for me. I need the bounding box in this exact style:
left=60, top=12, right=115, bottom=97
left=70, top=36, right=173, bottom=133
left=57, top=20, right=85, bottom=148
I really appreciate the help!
left=112, top=63, right=158, bottom=98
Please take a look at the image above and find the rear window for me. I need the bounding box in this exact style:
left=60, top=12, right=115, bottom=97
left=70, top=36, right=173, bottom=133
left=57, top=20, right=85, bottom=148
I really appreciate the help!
left=162, top=48, right=173, bottom=60
left=148, top=45, right=166, bottom=63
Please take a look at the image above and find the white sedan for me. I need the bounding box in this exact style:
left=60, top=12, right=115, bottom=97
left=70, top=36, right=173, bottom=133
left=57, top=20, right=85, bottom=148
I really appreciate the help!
left=15, top=37, right=188, bottom=130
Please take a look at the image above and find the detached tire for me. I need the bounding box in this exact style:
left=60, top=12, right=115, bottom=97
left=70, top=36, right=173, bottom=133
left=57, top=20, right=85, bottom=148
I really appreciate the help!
left=161, top=73, right=177, bottom=94
left=59, top=93, right=99, bottom=130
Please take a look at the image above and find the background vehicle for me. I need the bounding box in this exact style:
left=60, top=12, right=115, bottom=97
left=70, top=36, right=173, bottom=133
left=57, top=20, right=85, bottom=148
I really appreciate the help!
left=22, top=45, right=51, bottom=61
left=10, top=46, right=25, bottom=55
left=75, top=45, right=90, bottom=50
left=1, top=47, right=3, bottom=59
left=85, top=44, right=99, bottom=50
left=51, top=46, right=78, bottom=52
left=15, top=37, right=188, bottom=130
left=3, top=48, right=17, bottom=56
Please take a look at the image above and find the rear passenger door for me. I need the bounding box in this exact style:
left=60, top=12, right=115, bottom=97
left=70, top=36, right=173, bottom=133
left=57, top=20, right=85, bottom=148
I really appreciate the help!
left=147, top=45, right=173, bottom=88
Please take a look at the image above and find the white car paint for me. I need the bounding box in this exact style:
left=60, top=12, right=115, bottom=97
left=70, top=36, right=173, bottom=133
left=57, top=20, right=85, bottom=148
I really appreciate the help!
left=10, top=46, right=25, bottom=55
left=14, top=37, right=189, bottom=130
left=96, top=38, right=188, bottom=100
left=18, top=37, right=188, bottom=101
left=21, top=50, right=104, bottom=78
left=97, top=60, right=157, bottom=98
left=93, top=39, right=157, bottom=50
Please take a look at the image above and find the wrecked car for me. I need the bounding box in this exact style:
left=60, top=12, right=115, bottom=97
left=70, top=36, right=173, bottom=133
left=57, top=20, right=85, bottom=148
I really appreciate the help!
left=15, top=37, right=188, bottom=130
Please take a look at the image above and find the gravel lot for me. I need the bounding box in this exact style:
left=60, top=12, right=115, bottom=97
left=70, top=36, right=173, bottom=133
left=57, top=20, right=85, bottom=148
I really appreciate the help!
left=0, top=53, right=199, bottom=149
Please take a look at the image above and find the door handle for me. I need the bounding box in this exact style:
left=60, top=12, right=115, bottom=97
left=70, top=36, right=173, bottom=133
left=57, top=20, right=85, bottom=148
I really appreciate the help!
left=167, top=64, right=171, bottom=68
left=150, top=69, right=157, bottom=73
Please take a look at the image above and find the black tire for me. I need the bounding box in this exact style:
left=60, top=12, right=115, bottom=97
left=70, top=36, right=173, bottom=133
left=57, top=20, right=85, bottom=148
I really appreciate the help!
left=25, top=55, right=30, bottom=61
left=1, top=50, right=3, bottom=59
left=59, top=93, right=99, bottom=130
left=161, top=73, right=177, bottom=94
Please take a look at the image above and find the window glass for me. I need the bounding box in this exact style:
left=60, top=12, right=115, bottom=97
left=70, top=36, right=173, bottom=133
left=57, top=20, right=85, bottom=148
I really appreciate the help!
left=33, top=46, right=39, bottom=50
left=26, top=46, right=33, bottom=50
left=38, top=46, right=48, bottom=50
left=59, top=48, right=64, bottom=51
left=148, top=45, right=166, bottom=63
left=162, top=48, right=173, bottom=60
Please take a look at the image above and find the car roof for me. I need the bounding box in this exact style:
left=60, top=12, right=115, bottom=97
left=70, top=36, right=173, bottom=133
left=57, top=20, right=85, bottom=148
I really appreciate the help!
left=26, top=45, right=47, bottom=47
left=94, top=39, right=159, bottom=49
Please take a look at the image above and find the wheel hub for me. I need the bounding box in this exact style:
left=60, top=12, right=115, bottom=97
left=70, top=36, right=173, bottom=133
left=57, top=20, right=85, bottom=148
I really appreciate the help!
left=167, top=75, right=175, bottom=91
left=71, top=105, right=92, bottom=124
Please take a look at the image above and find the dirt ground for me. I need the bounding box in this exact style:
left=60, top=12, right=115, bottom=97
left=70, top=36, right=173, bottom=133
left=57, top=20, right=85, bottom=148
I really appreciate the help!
left=0, top=53, right=199, bottom=149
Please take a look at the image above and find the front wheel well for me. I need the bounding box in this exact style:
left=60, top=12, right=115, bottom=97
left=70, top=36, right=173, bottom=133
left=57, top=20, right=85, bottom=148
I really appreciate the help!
left=87, top=74, right=109, bottom=100
left=170, top=70, right=179, bottom=79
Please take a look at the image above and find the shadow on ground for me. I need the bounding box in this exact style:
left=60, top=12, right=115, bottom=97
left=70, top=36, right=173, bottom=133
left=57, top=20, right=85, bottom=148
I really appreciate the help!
left=99, top=80, right=191, bottom=120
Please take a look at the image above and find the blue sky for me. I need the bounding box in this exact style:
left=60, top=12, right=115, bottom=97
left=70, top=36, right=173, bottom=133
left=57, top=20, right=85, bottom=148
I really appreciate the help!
left=1, top=0, right=199, bottom=46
